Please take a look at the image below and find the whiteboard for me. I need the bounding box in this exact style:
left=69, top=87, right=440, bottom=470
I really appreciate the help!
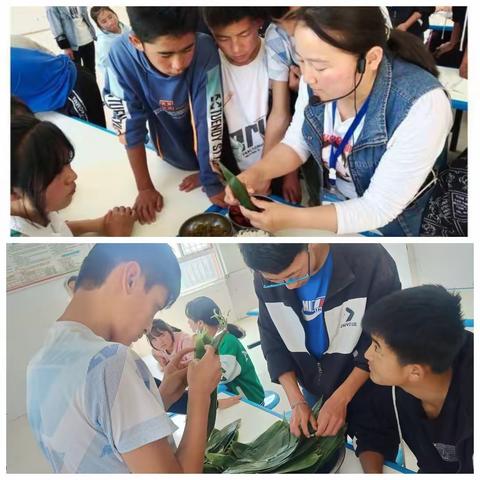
left=7, top=244, right=93, bottom=292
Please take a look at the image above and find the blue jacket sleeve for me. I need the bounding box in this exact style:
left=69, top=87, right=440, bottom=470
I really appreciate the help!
left=103, top=48, right=148, bottom=148
left=190, top=38, right=224, bottom=197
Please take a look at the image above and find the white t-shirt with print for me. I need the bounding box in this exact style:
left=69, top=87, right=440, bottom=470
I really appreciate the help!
left=27, top=321, right=177, bottom=473
left=220, top=39, right=269, bottom=170
left=70, top=7, right=93, bottom=47
left=282, top=78, right=452, bottom=234
left=10, top=211, right=73, bottom=237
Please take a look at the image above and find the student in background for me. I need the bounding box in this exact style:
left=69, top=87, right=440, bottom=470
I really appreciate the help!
left=27, top=244, right=222, bottom=473
left=89, top=6, right=130, bottom=81
left=203, top=7, right=302, bottom=203
left=104, top=7, right=229, bottom=225
left=11, top=47, right=106, bottom=127
left=430, top=7, right=468, bottom=78
left=186, top=296, right=265, bottom=406
left=11, top=115, right=136, bottom=237
left=387, top=7, right=435, bottom=40
left=147, top=319, right=194, bottom=371
left=358, top=286, right=473, bottom=473
left=226, top=7, right=452, bottom=236
left=46, top=6, right=97, bottom=76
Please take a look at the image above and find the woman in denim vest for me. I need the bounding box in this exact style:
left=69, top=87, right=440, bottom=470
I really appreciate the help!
left=225, top=7, right=453, bottom=236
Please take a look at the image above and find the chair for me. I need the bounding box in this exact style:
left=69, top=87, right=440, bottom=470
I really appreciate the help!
left=262, top=390, right=280, bottom=410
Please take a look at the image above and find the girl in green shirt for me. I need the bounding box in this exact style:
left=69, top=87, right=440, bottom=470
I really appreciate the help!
left=186, top=296, right=265, bottom=405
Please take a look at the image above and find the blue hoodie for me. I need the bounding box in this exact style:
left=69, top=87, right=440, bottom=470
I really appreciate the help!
left=11, top=47, right=77, bottom=112
left=95, top=22, right=130, bottom=78
left=104, top=32, right=224, bottom=196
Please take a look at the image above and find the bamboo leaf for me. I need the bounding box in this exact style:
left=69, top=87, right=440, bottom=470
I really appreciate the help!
left=217, top=162, right=260, bottom=211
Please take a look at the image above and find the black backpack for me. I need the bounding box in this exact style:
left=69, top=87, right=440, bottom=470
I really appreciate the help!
left=420, top=149, right=467, bottom=236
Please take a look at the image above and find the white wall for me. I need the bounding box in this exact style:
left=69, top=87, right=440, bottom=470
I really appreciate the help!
left=7, top=276, right=71, bottom=421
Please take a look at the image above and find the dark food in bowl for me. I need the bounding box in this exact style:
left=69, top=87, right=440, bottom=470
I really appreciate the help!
left=229, top=205, right=253, bottom=229
left=228, top=195, right=274, bottom=231
left=179, top=213, right=234, bottom=237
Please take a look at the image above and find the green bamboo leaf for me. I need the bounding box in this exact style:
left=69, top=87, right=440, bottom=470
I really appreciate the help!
left=217, top=162, right=260, bottom=211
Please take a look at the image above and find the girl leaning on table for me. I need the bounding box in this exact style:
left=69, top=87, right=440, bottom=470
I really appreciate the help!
left=147, top=319, right=195, bottom=371
left=10, top=109, right=137, bottom=237
left=225, top=7, right=453, bottom=236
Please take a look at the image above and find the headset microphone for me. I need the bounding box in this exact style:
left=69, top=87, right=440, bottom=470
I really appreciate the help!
left=309, top=54, right=366, bottom=107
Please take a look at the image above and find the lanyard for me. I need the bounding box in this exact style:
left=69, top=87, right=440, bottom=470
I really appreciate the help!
left=328, top=96, right=370, bottom=187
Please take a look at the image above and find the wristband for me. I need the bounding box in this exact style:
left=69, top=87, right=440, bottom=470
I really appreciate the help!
left=291, top=399, right=308, bottom=410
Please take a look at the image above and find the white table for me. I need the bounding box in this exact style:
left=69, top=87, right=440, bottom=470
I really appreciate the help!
left=170, top=393, right=406, bottom=473
left=437, top=66, right=468, bottom=151
left=429, top=12, right=454, bottom=32
left=37, top=112, right=210, bottom=236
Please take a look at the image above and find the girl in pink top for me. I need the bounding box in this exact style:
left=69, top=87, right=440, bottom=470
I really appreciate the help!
left=147, top=319, right=194, bottom=370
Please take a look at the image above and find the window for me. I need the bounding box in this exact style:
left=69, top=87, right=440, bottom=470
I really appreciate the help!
left=169, top=243, right=225, bottom=294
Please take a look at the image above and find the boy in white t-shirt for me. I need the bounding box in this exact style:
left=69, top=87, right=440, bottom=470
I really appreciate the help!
left=203, top=7, right=301, bottom=202
left=26, top=244, right=221, bottom=473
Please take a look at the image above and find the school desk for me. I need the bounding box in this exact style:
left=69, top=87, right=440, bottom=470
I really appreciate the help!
left=429, top=12, right=454, bottom=32
left=37, top=112, right=211, bottom=236
left=170, top=392, right=411, bottom=473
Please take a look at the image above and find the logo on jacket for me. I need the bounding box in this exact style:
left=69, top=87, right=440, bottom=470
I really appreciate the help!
left=159, top=100, right=175, bottom=112
left=302, top=296, right=326, bottom=321
left=340, top=307, right=357, bottom=328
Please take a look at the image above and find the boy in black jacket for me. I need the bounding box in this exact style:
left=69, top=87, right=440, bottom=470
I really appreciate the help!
left=358, top=285, right=473, bottom=473
left=239, top=243, right=401, bottom=439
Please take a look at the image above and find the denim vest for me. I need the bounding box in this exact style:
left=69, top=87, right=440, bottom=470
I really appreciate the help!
left=302, top=54, right=447, bottom=236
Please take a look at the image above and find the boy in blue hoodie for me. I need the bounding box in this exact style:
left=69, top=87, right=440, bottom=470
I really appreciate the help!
left=104, top=7, right=226, bottom=224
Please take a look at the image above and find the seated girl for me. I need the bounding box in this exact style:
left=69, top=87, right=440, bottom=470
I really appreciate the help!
left=147, top=319, right=194, bottom=371
left=11, top=115, right=136, bottom=236
left=186, top=296, right=265, bottom=406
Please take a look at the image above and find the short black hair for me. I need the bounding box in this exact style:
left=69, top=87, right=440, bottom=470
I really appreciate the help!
left=202, top=7, right=264, bottom=30
left=11, top=115, right=75, bottom=224
left=239, top=243, right=307, bottom=274
left=90, top=6, right=117, bottom=29
left=11, top=96, right=33, bottom=117
left=75, top=244, right=181, bottom=308
left=363, top=285, right=466, bottom=373
left=126, top=7, right=198, bottom=42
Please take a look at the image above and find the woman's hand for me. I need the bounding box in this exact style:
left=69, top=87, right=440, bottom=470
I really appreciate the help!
left=224, top=170, right=271, bottom=206
left=239, top=197, right=297, bottom=233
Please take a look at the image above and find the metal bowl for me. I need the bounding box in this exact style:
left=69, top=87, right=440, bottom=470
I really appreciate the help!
left=178, top=213, right=234, bottom=237
left=316, top=444, right=346, bottom=473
